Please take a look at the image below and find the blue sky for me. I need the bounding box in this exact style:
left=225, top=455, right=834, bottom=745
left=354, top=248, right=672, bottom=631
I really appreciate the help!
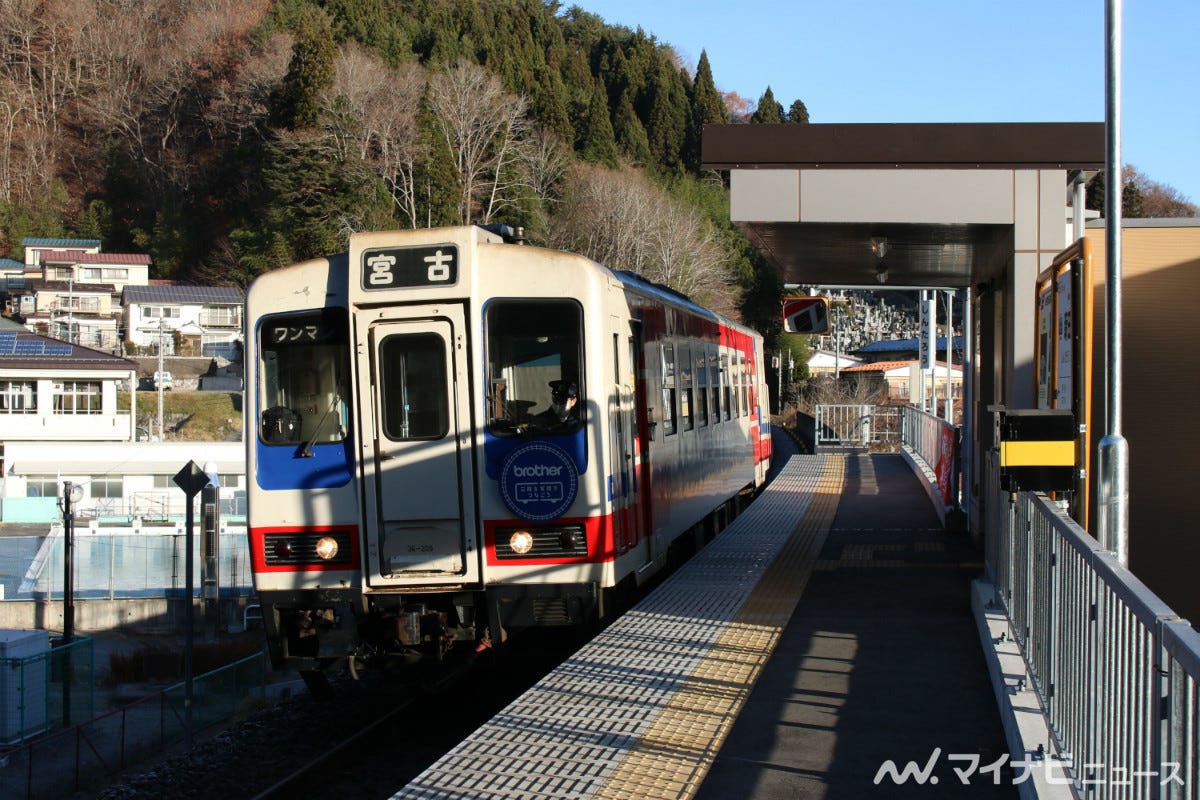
left=579, top=1, right=1199, bottom=205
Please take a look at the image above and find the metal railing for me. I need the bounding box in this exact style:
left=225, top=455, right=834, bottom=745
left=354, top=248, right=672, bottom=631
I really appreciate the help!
left=813, top=403, right=901, bottom=452
left=899, top=404, right=952, bottom=474
left=986, top=450, right=1200, bottom=798
left=0, top=652, right=266, bottom=799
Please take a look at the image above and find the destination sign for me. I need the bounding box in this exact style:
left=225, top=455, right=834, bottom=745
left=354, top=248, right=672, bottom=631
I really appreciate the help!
left=361, top=244, right=459, bottom=290
left=265, top=309, right=345, bottom=347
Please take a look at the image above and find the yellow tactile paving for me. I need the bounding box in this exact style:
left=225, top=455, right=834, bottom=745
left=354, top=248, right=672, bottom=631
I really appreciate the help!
left=392, top=455, right=845, bottom=800
left=592, top=457, right=844, bottom=800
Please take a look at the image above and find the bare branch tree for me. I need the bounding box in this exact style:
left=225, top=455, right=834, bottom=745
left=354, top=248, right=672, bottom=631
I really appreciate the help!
left=548, top=164, right=739, bottom=314
left=426, top=58, right=529, bottom=225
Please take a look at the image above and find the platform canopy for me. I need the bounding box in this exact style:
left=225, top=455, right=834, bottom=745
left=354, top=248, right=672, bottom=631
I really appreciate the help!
left=702, top=122, right=1105, bottom=290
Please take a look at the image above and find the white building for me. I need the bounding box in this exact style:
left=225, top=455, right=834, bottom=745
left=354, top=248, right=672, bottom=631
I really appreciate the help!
left=0, top=324, right=137, bottom=443
left=123, top=285, right=243, bottom=359
left=806, top=348, right=863, bottom=376
left=0, top=440, right=245, bottom=523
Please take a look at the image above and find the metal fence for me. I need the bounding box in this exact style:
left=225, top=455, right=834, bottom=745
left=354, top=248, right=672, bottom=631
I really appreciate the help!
left=0, top=637, right=93, bottom=747
left=985, top=450, right=1200, bottom=799
left=813, top=403, right=902, bottom=452
left=0, top=529, right=254, bottom=602
left=0, top=652, right=266, bottom=799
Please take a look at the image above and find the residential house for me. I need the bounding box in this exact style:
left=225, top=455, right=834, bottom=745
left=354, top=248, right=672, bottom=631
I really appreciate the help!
left=841, top=359, right=962, bottom=408
left=21, top=238, right=101, bottom=280
left=123, top=285, right=243, bottom=359
left=853, top=336, right=963, bottom=364
left=38, top=250, right=151, bottom=293
left=18, top=280, right=120, bottom=351
left=806, top=348, right=863, bottom=377
left=0, top=321, right=138, bottom=444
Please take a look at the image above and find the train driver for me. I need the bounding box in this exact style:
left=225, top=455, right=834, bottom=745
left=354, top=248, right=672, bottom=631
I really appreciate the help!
left=535, top=379, right=580, bottom=428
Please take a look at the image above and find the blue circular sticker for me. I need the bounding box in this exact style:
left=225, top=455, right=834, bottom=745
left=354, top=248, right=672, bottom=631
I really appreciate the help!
left=499, top=442, right=579, bottom=522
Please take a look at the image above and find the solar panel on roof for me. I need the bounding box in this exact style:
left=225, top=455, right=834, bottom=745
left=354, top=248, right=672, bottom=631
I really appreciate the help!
left=44, top=345, right=72, bottom=355
left=14, top=342, right=42, bottom=354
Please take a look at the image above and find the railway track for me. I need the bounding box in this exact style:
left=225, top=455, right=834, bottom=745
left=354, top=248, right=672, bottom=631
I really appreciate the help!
left=90, top=631, right=578, bottom=800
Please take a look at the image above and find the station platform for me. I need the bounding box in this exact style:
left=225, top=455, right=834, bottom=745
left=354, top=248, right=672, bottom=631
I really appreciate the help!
left=392, top=433, right=1013, bottom=799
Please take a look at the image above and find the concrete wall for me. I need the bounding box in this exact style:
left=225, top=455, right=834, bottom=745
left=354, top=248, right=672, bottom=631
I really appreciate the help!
left=0, top=597, right=258, bottom=633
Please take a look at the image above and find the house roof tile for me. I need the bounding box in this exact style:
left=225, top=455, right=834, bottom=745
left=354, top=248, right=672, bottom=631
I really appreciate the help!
left=41, top=250, right=152, bottom=265
left=123, top=285, right=243, bottom=304
left=0, top=329, right=135, bottom=371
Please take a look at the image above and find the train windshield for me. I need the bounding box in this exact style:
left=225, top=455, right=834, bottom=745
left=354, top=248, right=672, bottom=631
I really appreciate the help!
left=485, top=300, right=584, bottom=436
left=257, top=308, right=350, bottom=448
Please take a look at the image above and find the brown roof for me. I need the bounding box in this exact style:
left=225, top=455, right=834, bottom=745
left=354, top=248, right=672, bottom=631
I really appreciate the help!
left=41, top=251, right=151, bottom=266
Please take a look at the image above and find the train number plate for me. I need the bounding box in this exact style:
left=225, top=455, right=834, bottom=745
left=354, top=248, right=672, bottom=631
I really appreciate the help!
left=361, top=244, right=459, bottom=289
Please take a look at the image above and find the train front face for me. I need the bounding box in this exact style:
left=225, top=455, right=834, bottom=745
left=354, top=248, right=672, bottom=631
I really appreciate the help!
left=248, top=227, right=614, bottom=672
left=246, top=255, right=363, bottom=672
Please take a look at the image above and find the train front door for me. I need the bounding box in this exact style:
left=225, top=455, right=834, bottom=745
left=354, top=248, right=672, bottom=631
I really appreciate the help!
left=359, top=308, right=479, bottom=587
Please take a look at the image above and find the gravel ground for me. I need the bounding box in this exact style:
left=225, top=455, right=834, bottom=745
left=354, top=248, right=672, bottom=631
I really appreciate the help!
left=83, top=637, right=574, bottom=800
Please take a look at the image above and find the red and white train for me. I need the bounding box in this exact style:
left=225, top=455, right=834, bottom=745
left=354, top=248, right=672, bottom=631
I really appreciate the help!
left=245, top=225, right=770, bottom=674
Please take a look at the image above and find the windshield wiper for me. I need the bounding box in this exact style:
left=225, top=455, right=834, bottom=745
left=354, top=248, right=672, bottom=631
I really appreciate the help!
left=298, top=394, right=342, bottom=457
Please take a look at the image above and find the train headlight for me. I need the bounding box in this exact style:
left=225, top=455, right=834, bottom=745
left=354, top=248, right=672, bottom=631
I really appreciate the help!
left=509, top=530, right=534, bottom=555
left=315, top=536, right=339, bottom=560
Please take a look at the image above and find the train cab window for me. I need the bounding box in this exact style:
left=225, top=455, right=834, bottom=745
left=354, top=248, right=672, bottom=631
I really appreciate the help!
left=661, top=343, right=677, bottom=436
left=679, top=343, right=694, bottom=431
left=379, top=333, right=448, bottom=440
left=258, top=309, right=349, bottom=447
left=694, top=347, right=708, bottom=427
left=485, top=300, right=584, bottom=436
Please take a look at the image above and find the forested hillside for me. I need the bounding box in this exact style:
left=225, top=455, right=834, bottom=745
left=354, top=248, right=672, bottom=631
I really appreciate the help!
left=0, top=0, right=820, bottom=338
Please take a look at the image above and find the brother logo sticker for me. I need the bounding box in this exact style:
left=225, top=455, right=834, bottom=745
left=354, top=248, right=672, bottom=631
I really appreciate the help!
left=500, top=443, right=578, bottom=522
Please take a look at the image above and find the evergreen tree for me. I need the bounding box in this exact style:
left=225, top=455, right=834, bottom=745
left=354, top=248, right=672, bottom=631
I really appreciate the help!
left=1086, top=170, right=1147, bottom=218
left=613, top=91, right=652, bottom=166
left=579, top=78, right=619, bottom=168
left=688, top=50, right=728, bottom=171
left=787, top=99, right=810, bottom=124
left=749, top=86, right=786, bottom=124
left=529, top=48, right=576, bottom=147
left=645, top=62, right=689, bottom=171
left=271, top=10, right=339, bottom=130
left=414, top=88, right=460, bottom=228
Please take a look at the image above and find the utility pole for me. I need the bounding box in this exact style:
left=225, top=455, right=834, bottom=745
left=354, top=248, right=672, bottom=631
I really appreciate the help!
left=157, top=319, right=166, bottom=440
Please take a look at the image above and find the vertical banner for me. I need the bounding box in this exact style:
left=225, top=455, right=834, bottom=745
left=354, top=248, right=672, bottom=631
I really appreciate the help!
left=935, top=424, right=956, bottom=505
left=919, top=294, right=935, bottom=369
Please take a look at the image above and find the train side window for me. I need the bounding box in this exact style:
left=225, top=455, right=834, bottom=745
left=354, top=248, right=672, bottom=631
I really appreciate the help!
left=484, top=300, right=584, bottom=436
left=705, top=350, right=715, bottom=424
left=721, top=354, right=732, bottom=421
left=738, top=354, right=748, bottom=417
left=695, top=347, right=708, bottom=426
left=679, top=343, right=693, bottom=432
left=661, top=343, right=677, bottom=436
